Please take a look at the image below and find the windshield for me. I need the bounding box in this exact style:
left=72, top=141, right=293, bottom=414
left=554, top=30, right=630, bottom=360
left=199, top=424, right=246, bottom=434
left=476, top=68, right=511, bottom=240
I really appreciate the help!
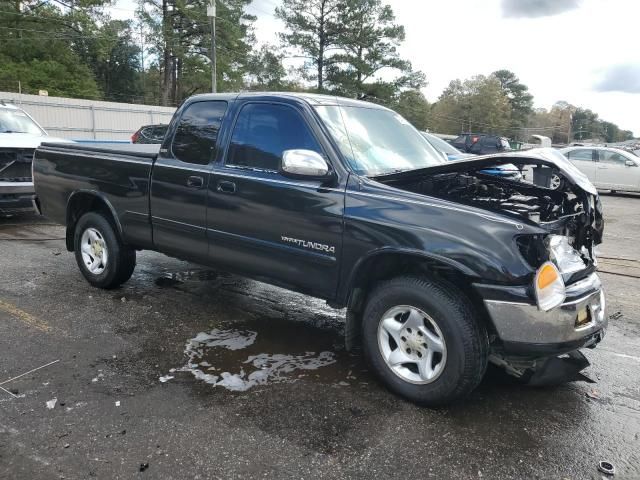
left=422, top=132, right=461, bottom=155
left=0, top=108, right=45, bottom=135
left=315, top=105, right=445, bottom=175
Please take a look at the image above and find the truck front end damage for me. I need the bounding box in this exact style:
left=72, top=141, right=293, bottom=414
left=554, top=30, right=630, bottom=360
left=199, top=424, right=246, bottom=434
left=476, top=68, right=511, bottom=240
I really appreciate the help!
left=373, top=149, right=606, bottom=384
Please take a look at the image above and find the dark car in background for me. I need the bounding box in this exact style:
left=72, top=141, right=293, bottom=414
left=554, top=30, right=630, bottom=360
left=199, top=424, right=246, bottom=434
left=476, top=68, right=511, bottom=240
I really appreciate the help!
left=452, top=133, right=512, bottom=155
left=422, top=132, right=521, bottom=180
left=131, top=124, right=168, bottom=144
left=421, top=132, right=473, bottom=161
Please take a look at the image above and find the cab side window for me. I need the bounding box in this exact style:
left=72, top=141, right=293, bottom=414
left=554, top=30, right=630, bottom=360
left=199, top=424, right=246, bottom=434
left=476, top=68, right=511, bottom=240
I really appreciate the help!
left=172, top=101, right=227, bottom=165
left=226, top=103, right=322, bottom=172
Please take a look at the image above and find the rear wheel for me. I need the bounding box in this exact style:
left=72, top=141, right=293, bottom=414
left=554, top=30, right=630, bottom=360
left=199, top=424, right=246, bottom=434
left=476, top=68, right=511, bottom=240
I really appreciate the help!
left=362, top=276, right=488, bottom=406
left=74, top=212, right=136, bottom=289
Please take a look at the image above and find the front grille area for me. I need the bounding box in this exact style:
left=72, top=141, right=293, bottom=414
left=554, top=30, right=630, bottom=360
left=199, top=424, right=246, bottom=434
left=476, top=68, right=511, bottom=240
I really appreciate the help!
left=0, top=148, right=35, bottom=182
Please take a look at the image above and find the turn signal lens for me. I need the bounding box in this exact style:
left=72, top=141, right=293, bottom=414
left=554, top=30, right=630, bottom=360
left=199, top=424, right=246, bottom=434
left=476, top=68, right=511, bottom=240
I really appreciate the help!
left=534, top=262, right=566, bottom=311
left=537, top=263, right=559, bottom=290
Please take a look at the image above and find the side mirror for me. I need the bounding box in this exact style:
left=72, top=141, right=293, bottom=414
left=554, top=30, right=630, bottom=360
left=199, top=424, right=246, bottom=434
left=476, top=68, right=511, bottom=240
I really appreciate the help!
left=280, top=149, right=331, bottom=180
left=625, top=159, right=636, bottom=167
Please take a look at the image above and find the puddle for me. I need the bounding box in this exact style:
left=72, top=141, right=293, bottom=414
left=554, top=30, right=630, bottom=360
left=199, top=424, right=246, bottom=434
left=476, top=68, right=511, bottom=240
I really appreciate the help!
left=155, top=270, right=224, bottom=287
left=167, top=317, right=363, bottom=391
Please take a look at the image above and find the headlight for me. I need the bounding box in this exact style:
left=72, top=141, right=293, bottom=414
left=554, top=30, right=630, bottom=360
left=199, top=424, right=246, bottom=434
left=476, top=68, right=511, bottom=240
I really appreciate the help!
left=534, top=261, right=566, bottom=311
left=546, top=235, right=586, bottom=275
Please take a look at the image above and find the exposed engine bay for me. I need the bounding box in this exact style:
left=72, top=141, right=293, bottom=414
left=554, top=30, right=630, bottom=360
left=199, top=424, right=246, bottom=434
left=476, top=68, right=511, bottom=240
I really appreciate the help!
left=373, top=153, right=604, bottom=268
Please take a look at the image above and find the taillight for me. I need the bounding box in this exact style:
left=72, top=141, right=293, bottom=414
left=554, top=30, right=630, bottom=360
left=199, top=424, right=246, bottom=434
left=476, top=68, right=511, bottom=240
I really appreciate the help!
left=131, top=131, right=140, bottom=143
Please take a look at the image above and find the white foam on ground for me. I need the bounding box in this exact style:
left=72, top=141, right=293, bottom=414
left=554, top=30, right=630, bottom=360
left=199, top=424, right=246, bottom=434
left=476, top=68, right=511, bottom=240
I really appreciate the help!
left=173, top=329, right=336, bottom=391
left=191, top=329, right=257, bottom=350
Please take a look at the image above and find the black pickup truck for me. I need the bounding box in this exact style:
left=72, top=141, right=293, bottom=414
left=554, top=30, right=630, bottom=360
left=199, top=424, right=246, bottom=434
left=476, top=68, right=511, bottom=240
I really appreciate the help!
left=33, top=92, right=607, bottom=405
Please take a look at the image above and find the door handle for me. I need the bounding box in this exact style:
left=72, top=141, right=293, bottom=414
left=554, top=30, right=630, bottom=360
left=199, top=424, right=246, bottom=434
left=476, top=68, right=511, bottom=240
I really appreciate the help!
left=187, top=176, right=204, bottom=188
left=217, top=180, right=236, bottom=194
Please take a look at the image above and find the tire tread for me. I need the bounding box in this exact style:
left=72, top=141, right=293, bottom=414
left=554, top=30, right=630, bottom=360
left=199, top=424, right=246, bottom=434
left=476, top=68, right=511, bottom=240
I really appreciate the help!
left=362, top=275, right=488, bottom=405
left=74, top=212, right=136, bottom=289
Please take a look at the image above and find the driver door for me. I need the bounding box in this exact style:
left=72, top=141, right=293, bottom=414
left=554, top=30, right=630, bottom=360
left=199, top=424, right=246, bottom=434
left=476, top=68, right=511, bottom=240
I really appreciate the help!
left=206, top=101, right=346, bottom=298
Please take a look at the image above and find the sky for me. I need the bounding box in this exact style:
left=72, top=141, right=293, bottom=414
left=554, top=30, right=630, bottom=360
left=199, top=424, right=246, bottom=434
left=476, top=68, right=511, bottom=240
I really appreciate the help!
left=111, top=0, right=640, bottom=135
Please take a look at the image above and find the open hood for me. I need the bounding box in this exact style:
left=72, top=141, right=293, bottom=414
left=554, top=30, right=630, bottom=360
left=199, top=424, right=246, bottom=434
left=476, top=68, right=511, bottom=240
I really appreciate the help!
left=372, top=148, right=604, bottom=265
left=374, top=148, right=597, bottom=196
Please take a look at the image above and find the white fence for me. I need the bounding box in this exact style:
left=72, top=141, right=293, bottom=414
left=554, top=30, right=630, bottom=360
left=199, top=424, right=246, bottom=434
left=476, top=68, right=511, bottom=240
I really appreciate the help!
left=0, top=91, right=176, bottom=142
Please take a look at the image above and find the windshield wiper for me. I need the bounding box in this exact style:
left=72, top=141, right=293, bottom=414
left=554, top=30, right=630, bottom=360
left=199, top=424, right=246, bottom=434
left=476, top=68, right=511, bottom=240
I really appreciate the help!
left=382, top=167, right=419, bottom=175
left=0, top=130, right=24, bottom=134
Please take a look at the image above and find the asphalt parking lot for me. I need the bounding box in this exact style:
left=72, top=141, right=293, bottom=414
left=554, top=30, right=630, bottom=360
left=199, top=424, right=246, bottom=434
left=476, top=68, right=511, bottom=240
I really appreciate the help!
left=1, top=193, right=639, bottom=479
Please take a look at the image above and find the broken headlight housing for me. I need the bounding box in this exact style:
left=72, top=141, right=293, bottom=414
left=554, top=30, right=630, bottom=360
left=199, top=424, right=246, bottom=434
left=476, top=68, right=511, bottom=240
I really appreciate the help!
left=532, top=235, right=585, bottom=311
left=546, top=235, right=586, bottom=276
left=534, top=261, right=566, bottom=311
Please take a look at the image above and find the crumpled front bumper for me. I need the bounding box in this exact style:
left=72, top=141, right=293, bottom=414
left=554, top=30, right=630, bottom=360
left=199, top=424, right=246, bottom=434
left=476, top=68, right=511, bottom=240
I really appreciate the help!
left=475, top=272, right=607, bottom=356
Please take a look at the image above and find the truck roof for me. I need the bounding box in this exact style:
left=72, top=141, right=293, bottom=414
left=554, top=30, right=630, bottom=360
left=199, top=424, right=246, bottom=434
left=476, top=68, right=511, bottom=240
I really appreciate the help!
left=186, top=91, right=391, bottom=110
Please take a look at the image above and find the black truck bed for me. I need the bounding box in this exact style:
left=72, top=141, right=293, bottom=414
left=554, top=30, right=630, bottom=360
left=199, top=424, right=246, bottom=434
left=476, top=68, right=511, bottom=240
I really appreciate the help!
left=39, top=142, right=160, bottom=159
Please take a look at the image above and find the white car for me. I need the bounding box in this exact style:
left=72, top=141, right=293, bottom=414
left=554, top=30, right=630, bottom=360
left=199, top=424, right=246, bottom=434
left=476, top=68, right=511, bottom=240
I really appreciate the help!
left=0, top=102, right=71, bottom=214
left=560, top=146, right=640, bottom=193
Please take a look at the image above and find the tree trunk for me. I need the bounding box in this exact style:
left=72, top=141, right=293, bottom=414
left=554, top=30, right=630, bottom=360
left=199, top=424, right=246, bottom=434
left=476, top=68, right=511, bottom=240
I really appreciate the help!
left=318, top=42, right=324, bottom=91
left=356, top=45, right=363, bottom=93
left=317, top=0, right=325, bottom=91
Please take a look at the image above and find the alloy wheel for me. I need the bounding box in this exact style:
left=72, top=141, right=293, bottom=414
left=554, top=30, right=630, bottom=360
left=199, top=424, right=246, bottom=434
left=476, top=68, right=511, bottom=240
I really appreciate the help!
left=80, top=227, right=108, bottom=275
left=377, top=305, right=447, bottom=384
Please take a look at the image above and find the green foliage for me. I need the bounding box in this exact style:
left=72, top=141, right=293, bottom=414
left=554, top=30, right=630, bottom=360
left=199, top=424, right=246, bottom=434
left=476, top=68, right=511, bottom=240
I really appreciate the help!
left=276, top=0, right=423, bottom=100
left=139, top=0, right=256, bottom=105
left=327, top=0, right=424, bottom=99
left=0, top=1, right=102, bottom=98
left=276, top=0, right=343, bottom=91
left=245, top=44, right=289, bottom=90
left=0, top=56, right=101, bottom=98
left=525, top=103, right=573, bottom=144
left=491, top=69, right=533, bottom=129
left=80, top=19, right=144, bottom=102
left=430, top=75, right=511, bottom=135
left=392, top=89, right=430, bottom=130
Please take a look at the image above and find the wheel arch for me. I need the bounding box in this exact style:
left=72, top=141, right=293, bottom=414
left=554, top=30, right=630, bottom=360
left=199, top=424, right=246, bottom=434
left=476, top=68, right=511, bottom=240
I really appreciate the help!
left=65, top=191, right=123, bottom=251
left=342, top=248, right=493, bottom=350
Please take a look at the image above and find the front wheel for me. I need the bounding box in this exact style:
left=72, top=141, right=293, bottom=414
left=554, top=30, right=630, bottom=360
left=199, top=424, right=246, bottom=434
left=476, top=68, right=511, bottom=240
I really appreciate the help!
left=74, top=212, right=136, bottom=289
left=362, top=276, right=488, bottom=406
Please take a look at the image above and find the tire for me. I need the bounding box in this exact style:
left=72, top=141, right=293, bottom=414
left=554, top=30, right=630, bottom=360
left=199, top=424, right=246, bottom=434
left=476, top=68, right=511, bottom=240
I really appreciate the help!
left=549, top=173, right=562, bottom=190
left=73, top=212, right=136, bottom=289
left=362, top=276, right=488, bottom=406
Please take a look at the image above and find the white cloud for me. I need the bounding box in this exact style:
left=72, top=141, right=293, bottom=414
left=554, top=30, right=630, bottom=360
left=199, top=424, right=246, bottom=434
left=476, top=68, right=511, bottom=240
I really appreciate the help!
left=594, top=64, right=640, bottom=94
left=501, top=0, right=582, bottom=18
left=387, top=0, right=640, bottom=135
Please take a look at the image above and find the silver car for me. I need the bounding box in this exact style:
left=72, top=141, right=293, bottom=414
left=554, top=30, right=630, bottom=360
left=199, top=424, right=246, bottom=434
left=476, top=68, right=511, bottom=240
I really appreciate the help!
left=560, top=146, right=640, bottom=193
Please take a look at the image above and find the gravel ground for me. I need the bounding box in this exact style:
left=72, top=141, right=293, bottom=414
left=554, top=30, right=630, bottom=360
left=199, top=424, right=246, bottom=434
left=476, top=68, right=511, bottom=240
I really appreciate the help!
left=1, top=193, right=639, bottom=479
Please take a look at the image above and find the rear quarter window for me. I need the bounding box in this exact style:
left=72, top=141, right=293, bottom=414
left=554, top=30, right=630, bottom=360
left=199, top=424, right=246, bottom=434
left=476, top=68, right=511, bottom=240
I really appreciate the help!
left=171, top=101, right=227, bottom=165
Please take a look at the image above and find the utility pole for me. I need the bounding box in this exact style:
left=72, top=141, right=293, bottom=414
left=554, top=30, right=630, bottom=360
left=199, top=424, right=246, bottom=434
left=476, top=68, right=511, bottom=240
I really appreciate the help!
left=140, top=23, right=145, bottom=98
left=207, top=0, right=217, bottom=93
